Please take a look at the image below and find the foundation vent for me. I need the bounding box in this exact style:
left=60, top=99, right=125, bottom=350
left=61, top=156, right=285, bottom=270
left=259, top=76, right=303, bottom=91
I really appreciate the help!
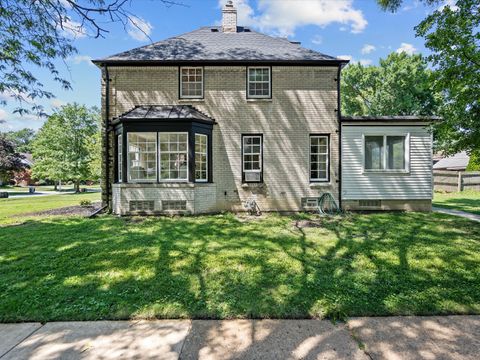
left=130, top=200, right=155, bottom=212
left=162, top=200, right=187, bottom=211
left=302, top=197, right=319, bottom=210
left=359, top=200, right=381, bottom=208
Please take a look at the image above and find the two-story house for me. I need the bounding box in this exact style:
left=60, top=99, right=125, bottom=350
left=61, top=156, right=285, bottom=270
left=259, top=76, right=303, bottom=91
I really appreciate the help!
left=93, top=1, right=434, bottom=215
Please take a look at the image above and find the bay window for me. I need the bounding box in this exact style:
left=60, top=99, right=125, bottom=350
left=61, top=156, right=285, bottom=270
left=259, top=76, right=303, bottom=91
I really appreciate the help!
left=159, top=133, right=188, bottom=181
left=195, top=134, right=208, bottom=182
left=242, top=135, right=263, bottom=182
left=364, top=134, right=409, bottom=171
left=127, top=133, right=157, bottom=182
left=310, top=135, right=329, bottom=182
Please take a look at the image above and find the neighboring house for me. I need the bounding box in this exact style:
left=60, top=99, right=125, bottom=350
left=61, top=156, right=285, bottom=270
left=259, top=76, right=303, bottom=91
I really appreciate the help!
left=93, top=1, right=435, bottom=215
left=433, top=151, right=470, bottom=171
left=14, top=153, right=34, bottom=186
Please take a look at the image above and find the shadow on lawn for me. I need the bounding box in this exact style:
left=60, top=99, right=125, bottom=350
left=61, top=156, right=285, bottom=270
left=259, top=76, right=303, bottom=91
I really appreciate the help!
left=434, top=197, right=480, bottom=215
left=0, top=212, right=479, bottom=325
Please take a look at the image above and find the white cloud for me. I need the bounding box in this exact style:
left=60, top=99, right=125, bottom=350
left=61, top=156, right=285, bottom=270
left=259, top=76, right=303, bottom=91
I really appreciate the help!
left=127, top=16, right=153, bottom=41
left=311, top=35, right=322, bottom=45
left=61, top=18, right=87, bottom=38
left=50, top=99, right=66, bottom=108
left=218, top=0, right=367, bottom=36
left=358, top=59, right=372, bottom=66
left=438, top=0, right=459, bottom=11
left=396, top=42, right=417, bottom=55
left=0, top=109, right=7, bottom=122
left=71, top=55, right=93, bottom=66
left=361, top=44, right=376, bottom=54
left=337, top=55, right=352, bottom=61
left=0, top=110, right=44, bottom=131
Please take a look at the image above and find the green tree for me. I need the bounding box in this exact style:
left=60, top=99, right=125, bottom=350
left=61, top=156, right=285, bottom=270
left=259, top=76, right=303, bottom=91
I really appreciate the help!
left=341, top=52, right=440, bottom=116
left=376, top=0, right=479, bottom=153
left=0, top=134, right=25, bottom=184
left=466, top=151, right=480, bottom=171
left=4, top=128, right=35, bottom=153
left=31, top=104, right=99, bottom=191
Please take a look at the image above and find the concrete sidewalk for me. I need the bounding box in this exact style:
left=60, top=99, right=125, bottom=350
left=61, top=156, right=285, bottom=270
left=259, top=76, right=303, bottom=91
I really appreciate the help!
left=433, top=207, right=480, bottom=222
left=1, top=316, right=479, bottom=359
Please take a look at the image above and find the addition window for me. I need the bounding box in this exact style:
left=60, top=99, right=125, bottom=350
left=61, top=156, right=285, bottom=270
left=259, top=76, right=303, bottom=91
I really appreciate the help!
left=127, top=133, right=157, bottom=182
left=180, top=67, right=203, bottom=98
left=242, top=135, right=263, bottom=182
left=364, top=134, right=409, bottom=171
left=247, top=67, right=271, bottom=98
left=195, top=134, right=208, bottom=182
left=310, top=135, right=329, bottom=182
left=159, top=133, right=188, bottom=181
left=117, top=134, right=122, bottom=182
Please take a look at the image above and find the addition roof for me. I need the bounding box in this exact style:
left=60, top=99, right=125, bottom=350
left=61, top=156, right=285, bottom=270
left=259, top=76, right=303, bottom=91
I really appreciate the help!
left=112, top=105, right=215, bottom=125
left=341, top=116, right=441, bottom=123
left=93, top=26, right=347, bottom=65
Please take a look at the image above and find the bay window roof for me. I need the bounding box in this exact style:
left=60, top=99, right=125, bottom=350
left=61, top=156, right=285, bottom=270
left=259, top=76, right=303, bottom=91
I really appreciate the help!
left=112, top=105, right=215, bottom=125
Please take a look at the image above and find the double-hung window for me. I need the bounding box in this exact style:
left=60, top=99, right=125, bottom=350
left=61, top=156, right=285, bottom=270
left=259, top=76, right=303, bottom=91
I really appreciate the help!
left=310, top=135, right=329, bottom=182
left=180, top=67, right=203, bottom=98
left=127, top=133, right=157, bottom=182
left=364, top=134, right=409, bottom=171
left=247, top=67, right=271, bottom=98
left=159, top=133, right=188, bottom=181
left=242, top=135, right=262, bottom=182
left=195, top=134, right=208, bottom=182
left=117, top=134, right=122, bottom=182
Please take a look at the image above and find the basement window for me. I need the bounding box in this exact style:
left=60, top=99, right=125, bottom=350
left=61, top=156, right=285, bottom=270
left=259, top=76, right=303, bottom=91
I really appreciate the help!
left=162, top=200, right=187, bottom=211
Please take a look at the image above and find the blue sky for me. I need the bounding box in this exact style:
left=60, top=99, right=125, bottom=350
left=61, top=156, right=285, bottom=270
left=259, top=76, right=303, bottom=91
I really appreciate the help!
left=0, top=0, right=447, bottom=132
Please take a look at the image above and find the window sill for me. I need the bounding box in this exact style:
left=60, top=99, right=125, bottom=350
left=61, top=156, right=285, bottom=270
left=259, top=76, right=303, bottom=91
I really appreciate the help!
left=241, top=183, right=264, bottom=188
left=363, top=170, right=410, bottom=175
left=246, top=98, right=272, bottom=103
left=310, top=182, right=331, bottom=188
left=178, top=98, right=205, bottom=103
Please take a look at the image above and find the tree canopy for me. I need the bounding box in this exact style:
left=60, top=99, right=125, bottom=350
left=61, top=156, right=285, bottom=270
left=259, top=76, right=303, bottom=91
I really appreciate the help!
left=341, top=52, right=440, bottom=116
left=4, top=128, right=35, bottom=153
left=0, top=134, right=26, bottom=183
left=31, top=103, right=99, bottom=190
left=376, top=0, right=479, bottom=153
left=0, top=0, right=178, bottom=116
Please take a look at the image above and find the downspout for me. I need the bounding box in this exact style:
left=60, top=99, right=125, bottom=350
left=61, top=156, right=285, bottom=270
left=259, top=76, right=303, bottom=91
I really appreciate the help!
left=337, top=63, right=344, bottom=210
left=103, top=64, right=110, bottom=208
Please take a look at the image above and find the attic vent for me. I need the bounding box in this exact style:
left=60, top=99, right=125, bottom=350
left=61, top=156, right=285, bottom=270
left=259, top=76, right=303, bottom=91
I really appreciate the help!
left=243, top=28, right=251, bottom=32
left=290, top=41, right=301, bottom=45
left=211, top=28, right=219, bottom=32
left=359, top=200, right=381, bottom=208
left=162, top=200, right=187, bottom=211
left=130, top=200, right=155, bottom=212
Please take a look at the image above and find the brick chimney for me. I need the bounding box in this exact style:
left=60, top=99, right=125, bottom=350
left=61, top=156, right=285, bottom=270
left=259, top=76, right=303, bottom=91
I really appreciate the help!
left=222, top=1, right=237, bottom=33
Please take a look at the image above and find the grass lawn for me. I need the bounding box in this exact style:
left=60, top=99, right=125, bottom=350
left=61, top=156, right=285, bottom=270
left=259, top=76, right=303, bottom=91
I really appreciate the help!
left=0, top=212, right=479, bottom=322
left=0, top=192, right=101, bottom=223
left=0, top=185, right=100, bottom=193
left=433, top=190, right=480, bottom=215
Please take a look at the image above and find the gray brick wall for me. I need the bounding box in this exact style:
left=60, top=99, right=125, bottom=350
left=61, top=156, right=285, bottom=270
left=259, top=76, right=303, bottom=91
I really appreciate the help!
left=102, top=65, right=340, bottom=213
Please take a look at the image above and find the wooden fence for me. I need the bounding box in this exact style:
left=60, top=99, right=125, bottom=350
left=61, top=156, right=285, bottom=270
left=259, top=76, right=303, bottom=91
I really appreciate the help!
left=433, top=170, right=480, bottom=192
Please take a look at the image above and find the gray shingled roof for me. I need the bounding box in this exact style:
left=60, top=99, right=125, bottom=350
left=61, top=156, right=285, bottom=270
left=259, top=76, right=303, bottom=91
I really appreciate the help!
left=113, top=105, right=215, bottom=123
left=341, top=116, right=441, bottom=122
left=95, top=26, right=340, bottom=63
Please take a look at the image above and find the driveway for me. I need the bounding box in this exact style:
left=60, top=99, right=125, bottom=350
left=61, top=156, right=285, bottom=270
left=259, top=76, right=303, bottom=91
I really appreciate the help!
left=1, top=316, right=479, bottom=359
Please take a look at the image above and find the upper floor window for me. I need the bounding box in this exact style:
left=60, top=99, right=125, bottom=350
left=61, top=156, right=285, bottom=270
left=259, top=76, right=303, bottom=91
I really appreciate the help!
left=247, top=67, right=271, bottom=98
left=180, top=67, right=203, bottom=98
left=364, top=134, right=409, bottom=172
left=242, top=134, right=263, bottom=182
left=127, top=133, right=157, bottom=182
left=310, top=135, right=329, bottom=182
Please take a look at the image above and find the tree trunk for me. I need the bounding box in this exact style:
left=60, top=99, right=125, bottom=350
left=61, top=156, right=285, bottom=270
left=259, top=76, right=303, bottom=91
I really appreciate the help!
left=54, top=181, right=58, bottom=191
left=75, top=180, right=80, bottom=193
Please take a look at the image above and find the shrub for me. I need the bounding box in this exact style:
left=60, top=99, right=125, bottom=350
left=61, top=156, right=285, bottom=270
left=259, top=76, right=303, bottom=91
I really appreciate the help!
left=466, top=151, right=480, bottom=171
left=79, top=199, right=92, bottom=207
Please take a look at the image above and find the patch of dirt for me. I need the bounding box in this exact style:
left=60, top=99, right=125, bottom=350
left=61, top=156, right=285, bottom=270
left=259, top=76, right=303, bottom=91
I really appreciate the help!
left=18, top=202, right=102, bottom=218
left=294, top=219, right=323, bottom=228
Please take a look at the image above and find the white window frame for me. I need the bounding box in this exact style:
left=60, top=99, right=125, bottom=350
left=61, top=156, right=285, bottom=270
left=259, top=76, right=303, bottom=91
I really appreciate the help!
left=127, top=132, right=158, bottom=183
left=158, top=132, right=189, bottom=182
left=247, top=66, right=271, bottom=99
left=363, top=133, right=410, bottom=173
left=242, top=135, right=263, bottom=182
left=117, top=134, right=122, bottom=183
left=309, top=135, right=330, bottom=182
left=195, top=133, right=208, bottom=182
left=180, top=67, right=203, bottom=99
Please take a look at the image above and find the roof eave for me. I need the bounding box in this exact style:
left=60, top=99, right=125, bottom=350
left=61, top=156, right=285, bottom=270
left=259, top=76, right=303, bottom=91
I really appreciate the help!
left=91, top=59, right=348, bottom=67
